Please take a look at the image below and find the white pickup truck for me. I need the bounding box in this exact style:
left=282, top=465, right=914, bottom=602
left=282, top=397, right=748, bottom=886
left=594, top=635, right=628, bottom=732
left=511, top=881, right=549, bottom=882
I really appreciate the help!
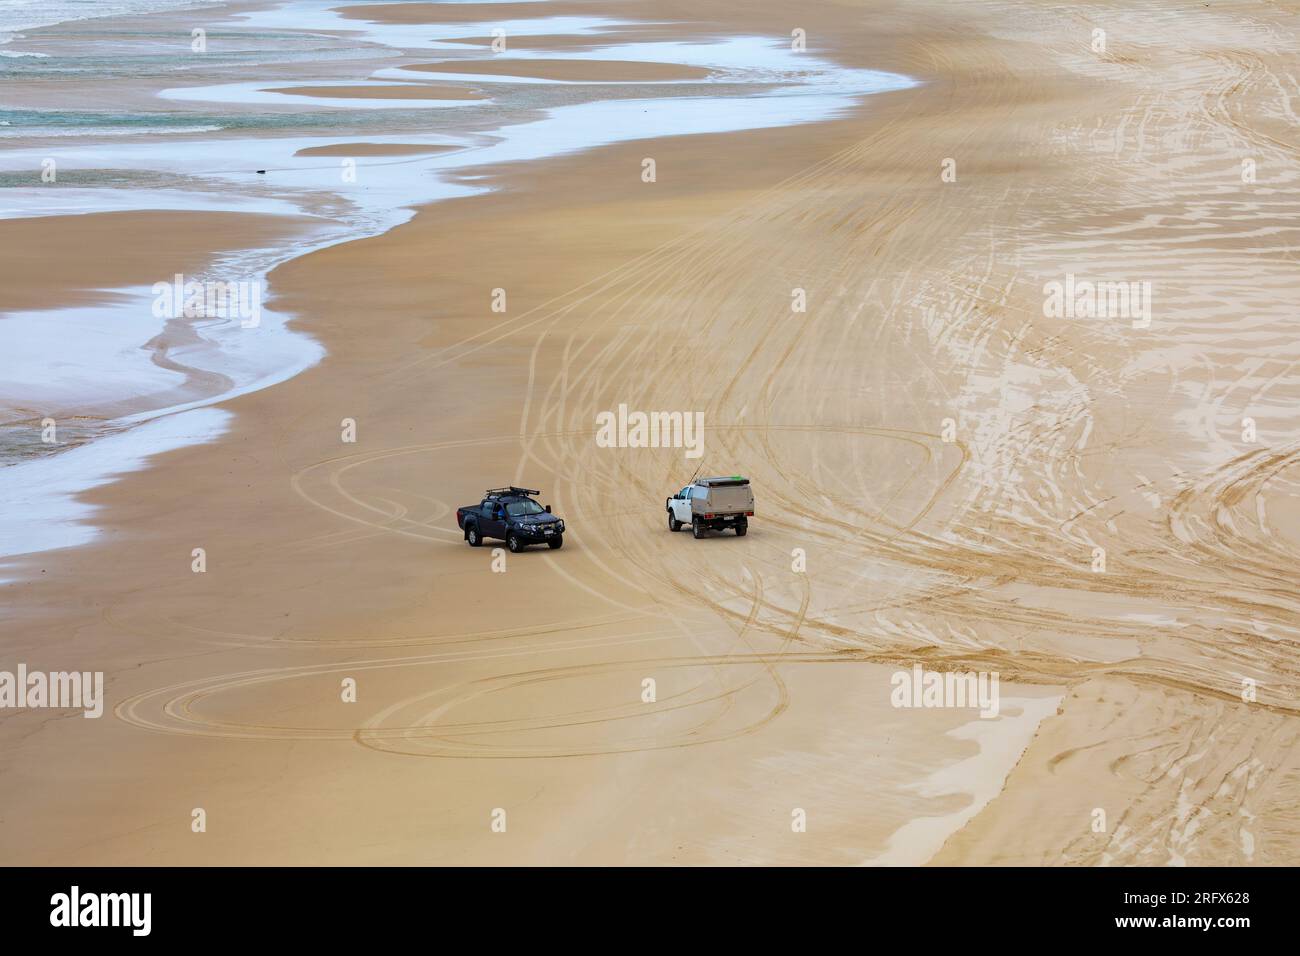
left=667, top=476, right=754, bottom=538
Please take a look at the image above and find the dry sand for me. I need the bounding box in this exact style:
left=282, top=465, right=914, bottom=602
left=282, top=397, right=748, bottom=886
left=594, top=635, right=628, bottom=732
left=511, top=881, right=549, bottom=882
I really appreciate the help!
left=2, top=0, right=1299, bottom=865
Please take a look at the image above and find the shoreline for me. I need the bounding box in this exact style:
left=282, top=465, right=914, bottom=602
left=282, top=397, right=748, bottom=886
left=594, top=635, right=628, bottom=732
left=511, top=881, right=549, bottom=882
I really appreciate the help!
left=2, top=0, right=1298, bottom=866
left=0, top=0, right=916, bottom=570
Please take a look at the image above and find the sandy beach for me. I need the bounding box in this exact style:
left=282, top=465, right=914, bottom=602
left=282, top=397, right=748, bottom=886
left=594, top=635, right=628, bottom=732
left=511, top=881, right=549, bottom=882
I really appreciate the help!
left=1, top=0, right=1298, bottom=866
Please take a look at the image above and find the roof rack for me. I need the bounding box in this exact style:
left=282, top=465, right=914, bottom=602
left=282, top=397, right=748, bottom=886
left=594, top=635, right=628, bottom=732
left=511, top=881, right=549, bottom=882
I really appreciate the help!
left=485, top=486, right=541, bottom=498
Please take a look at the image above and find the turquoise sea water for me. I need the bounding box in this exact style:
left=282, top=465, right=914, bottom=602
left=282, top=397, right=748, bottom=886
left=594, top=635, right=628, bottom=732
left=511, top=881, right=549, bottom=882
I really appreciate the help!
left=0, top=105, right=407, bottom=140
left=0, top=0, right=221, bottom=44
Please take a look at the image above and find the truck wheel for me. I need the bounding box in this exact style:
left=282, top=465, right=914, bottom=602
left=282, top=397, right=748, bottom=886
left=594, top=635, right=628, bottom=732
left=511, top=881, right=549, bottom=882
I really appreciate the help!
left=691, top=517, right=703, bottom=539
left=466, top=526, right=481, bottom=547
left=506, top=533, right=523, bottom=553
left=547, top=535, right=563, bottom=550
left=667, top=511, right=681, bottom=532
left=735, top=521, right=748, bottom=537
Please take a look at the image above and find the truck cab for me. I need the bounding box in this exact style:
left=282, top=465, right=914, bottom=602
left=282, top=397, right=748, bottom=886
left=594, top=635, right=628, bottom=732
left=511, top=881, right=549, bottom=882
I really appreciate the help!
left=457, top=487, right=565, bottom=552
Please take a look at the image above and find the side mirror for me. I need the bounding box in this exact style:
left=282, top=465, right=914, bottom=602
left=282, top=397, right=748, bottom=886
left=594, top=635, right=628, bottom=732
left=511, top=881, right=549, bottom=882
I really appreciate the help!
left=544, top=505, right=552, bottom=513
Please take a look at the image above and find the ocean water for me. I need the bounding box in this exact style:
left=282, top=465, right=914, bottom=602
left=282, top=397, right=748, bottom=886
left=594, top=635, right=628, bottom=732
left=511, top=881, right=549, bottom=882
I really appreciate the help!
left=0, top=105, right=399, bottom=141
left=0, top=0, right=221, bottom=46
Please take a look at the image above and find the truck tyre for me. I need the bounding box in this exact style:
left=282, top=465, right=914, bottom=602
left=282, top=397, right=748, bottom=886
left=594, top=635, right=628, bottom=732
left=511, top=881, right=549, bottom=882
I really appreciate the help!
left=547, top=535, right=563, bottom=550
left=507, top=533, right=524, bottom=553
left=466, top=525, right=482, bottom=547
left=691, top=517, right=703, bottom=539
left=735, top=520, right=748, bottom=537
left=667, top=511, right=681, bottom=532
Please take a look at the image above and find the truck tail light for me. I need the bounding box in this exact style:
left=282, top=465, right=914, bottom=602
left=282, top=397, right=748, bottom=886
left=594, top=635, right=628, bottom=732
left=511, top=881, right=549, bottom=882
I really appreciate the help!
left=746, top=511, right=754, bottom=516
left=705, top=514, right=714, bottom=520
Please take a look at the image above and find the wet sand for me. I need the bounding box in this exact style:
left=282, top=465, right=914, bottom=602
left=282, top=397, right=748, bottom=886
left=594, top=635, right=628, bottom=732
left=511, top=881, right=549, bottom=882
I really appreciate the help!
left=0, top=211, right=308, bottom=316
left=2, top=0, right=1299, bottom=866
left=402, top=59, right=714, bottom=82
left=337, top=1, right=605, bottom=24
left=294, top=143, right=461, bottom=157
left=0, top=209, right=314, bottom=423
left=264, top=84, right=488, bottom=101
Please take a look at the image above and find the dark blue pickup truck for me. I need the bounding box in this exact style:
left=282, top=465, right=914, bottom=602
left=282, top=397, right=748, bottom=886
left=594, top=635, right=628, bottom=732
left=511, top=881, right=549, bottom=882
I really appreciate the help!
left=456, top=487, right=565, bottom=552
